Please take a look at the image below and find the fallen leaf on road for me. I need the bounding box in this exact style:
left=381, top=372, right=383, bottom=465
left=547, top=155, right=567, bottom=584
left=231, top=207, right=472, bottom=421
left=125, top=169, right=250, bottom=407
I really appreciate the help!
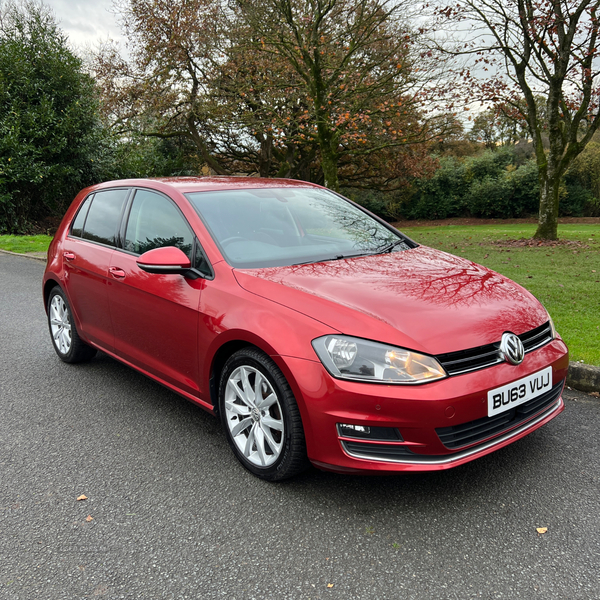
left=327, top=583, right=334, bottom=588
left=536, top=527, right=548, bottom=534
left=76, top=495, right=88, bottom=501
left=86, top=515, right=94, bottom=522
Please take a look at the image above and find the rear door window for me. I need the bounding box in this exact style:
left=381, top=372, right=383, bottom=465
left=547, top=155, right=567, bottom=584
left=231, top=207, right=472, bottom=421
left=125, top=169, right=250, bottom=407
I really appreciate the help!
left=81, top=189, right=129, bottom=247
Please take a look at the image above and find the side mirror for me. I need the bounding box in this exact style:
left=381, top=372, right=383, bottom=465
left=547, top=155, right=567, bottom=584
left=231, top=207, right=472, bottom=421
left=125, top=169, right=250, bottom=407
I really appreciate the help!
left=136, top=246, right=192, bottom=276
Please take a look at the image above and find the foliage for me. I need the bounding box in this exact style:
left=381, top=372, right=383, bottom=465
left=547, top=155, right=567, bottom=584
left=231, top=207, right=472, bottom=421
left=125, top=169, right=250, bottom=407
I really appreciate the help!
left=400, top=223, right=600, bottom=365
left=109, top=136, right=202, bottom=180
left=95, top=0, right=445, bottom=192
left=468, top=101, right=542, bottom=148
left=564, top=142, right=600, bottom=216
left=431, top=0, right=600, bottom=240
left=343, top=188, right=408, bottom=221
left=0, top=1, right=109, bottom=233
left=233, top=0, right=445, bottom=191
left=400, top=148, right=540, bottom=220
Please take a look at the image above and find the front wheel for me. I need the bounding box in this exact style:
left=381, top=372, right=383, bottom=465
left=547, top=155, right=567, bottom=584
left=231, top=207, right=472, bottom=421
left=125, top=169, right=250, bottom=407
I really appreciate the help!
left=219, top=348, right=309, bottom=481
left=47, top=287, right=97, bottom=363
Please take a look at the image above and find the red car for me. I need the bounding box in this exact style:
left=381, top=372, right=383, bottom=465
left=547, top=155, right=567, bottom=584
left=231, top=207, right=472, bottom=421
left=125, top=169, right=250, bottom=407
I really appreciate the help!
left=43, top=177, right=569, bottom=480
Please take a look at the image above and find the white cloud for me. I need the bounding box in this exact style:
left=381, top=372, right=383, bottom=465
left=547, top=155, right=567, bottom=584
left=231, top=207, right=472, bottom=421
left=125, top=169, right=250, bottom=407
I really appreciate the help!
left=45, top=0, right=123, bottom=49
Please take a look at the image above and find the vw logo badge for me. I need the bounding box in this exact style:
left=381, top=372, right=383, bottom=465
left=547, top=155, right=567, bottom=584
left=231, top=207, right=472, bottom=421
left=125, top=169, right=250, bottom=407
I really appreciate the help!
left=500, top=332, right=525, bottom=365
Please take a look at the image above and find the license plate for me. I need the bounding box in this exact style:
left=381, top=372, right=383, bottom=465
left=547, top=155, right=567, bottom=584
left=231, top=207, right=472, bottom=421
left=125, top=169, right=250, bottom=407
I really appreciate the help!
left=487, top=367, right=553, bottom=417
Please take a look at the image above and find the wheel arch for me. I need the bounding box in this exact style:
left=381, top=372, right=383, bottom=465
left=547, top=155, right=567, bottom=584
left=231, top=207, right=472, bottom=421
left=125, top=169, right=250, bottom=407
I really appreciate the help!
left=207, top=334, right=318, bottom=457
left=43, top=278, right=61, bottom=314
left=208, top=339, right=254, bottom=415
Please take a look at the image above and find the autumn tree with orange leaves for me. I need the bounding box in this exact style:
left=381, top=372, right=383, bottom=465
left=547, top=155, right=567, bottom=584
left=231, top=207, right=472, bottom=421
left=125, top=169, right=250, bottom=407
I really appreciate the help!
left=232, top=0, right=446, bottom=191
left=96, top=0, right=228, bottom=174
left=95, top=0, right=445, bottom=191
left=431, top=0, right=600, bottom=240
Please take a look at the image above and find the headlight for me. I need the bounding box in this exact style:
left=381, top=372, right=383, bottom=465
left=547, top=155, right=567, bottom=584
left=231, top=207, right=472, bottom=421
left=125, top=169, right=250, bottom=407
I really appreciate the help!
left=312, top=335, right=447, bottom=384
left=548, top=314, right=558, bottom=339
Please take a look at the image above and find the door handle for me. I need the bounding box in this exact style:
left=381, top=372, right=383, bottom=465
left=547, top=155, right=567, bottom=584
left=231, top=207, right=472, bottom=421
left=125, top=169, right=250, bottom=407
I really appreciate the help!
left=109, top=266, right=126, bottom=279
left=63, top=251, right=76, bottom=261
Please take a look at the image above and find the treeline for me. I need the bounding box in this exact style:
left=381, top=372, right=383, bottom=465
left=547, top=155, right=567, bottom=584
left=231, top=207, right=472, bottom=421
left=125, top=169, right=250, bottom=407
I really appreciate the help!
left=1, top=1, right=600, bottom=234
left=350, top=144, right=600, bottom=221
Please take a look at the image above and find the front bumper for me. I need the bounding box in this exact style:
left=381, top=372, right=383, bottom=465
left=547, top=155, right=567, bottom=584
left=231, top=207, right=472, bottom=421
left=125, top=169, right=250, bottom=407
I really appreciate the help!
left=278, top=338, right=569, bottom=474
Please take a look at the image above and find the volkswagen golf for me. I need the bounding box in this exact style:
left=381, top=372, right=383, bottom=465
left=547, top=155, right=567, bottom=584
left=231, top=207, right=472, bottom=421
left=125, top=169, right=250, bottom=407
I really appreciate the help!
left=43, top=177, right=569, bottom=480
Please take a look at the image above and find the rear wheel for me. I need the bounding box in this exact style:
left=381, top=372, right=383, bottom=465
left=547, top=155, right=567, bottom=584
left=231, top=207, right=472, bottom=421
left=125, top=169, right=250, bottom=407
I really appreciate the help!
left=47, top=287, right=97, bottom=363
left=219, top=348, right=309, bottom=481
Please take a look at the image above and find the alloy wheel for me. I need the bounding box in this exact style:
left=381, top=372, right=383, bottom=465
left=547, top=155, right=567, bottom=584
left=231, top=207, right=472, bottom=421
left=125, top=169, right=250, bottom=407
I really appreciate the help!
left=224, top=365, right=284, bottom=467
left=49, top=294, right=72, bottom=355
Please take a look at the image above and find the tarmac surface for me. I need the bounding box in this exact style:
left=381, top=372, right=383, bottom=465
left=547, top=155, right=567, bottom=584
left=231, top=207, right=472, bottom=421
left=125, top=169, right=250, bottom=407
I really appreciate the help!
left=1, top=252, right=599, bottom=599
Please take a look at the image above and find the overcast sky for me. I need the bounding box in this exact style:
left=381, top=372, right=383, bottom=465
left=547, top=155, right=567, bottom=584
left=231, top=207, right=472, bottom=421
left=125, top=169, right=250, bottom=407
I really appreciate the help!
left=45, top=0, right=123, bottom=50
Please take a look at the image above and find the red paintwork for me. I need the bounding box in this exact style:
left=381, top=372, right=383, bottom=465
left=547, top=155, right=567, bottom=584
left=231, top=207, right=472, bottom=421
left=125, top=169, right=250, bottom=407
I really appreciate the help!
left=234, top=247, right=550, bottom=355
left=43, top=177, right=569, bottom=474
left=137, top=246, right=192, bottom=268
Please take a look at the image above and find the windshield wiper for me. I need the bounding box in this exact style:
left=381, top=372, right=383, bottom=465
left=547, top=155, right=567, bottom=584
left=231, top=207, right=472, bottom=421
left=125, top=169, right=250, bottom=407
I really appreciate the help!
left=376, top=239, right=408, bottom=254
left=292, top=252, right=371, bottom=266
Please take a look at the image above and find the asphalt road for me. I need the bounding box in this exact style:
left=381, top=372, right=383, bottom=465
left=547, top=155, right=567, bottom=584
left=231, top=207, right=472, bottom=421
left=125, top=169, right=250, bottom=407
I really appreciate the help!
left=1, top=253, right=599, bottom=600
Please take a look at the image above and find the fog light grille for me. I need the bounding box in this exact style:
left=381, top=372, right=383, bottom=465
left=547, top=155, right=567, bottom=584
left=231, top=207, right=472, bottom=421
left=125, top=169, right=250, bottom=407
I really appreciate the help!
left=337, top=424, right=403, bottom=441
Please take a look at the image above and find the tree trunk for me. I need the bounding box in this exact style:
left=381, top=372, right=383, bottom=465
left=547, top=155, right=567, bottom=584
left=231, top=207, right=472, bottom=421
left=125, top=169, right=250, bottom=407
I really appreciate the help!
left=258, top=133, right=273, bottom=178
left=320, top=144, right=340, bottom=192
left=534, top=172, right=560, bottom=240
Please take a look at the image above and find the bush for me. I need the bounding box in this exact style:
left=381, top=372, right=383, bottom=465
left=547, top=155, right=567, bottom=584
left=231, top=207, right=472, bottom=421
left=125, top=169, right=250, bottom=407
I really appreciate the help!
left=401, top=156, right=468, bottom=219
left=466, top=160, right=539, bottom=218
left=0, top=1, right=110, bottom=233
left=390, top=147, right=592, bottom=220
left=397, top=148, right=538, bottom=220
left=564, top=142, right=600, bottom=216
left=342, top=189, right=400, bottom=221
left=354, top=143, right=599, bottom=222
left=109, top=136, right=201, bottom=180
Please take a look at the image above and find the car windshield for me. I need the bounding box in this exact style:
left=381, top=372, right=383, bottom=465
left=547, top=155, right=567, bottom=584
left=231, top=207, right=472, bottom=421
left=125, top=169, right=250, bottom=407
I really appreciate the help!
left=186, top=187, right=413, bottom=268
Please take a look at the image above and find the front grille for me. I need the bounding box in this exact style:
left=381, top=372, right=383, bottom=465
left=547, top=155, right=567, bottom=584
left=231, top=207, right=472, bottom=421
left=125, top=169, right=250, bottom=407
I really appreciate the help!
left=436, top=379, right=564, bottom=450
left=520, top=321, right=554, bottom=352
left=436, top=321, right=554, bottom=376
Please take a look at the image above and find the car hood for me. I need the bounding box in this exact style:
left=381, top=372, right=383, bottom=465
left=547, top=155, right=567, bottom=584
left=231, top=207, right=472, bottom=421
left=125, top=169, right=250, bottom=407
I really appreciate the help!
left=233, top=246, right=549, bottom=355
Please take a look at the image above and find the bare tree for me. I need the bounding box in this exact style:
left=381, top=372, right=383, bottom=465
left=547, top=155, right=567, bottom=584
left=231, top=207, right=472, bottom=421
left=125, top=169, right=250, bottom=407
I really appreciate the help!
left=432, top=0, right=600, bottom=239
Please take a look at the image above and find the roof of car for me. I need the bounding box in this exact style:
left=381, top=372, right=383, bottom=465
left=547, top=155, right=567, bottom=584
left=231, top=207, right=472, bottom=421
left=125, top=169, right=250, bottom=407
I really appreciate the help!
left=91, top=176, right=322, bottom=194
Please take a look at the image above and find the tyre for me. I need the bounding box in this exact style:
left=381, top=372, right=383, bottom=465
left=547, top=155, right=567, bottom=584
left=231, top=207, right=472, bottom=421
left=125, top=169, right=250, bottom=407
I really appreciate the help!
left=219, top=347, right=309, bottom=481
left=47, top=286, right=97, bottom=363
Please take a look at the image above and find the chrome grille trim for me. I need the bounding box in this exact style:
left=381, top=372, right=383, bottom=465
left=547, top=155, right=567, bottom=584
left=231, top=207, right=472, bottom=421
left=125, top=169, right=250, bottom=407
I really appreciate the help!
left=437, top=321, right=554, bottom=376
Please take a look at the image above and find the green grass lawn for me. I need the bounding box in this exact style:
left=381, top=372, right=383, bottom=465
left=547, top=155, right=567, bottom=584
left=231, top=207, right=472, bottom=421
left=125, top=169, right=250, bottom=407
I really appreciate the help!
left=2, top=226, right=598, bottom=365
left=398, top=223, right=600, bottom=366
left=0, top=234, right=52, bottom=254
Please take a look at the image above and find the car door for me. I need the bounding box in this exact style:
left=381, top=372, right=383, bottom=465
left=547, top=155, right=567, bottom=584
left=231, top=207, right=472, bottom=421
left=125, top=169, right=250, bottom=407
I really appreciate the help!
left=62, top=188, right=130, bottom=351
left=107, top=188, right=208, bottom=397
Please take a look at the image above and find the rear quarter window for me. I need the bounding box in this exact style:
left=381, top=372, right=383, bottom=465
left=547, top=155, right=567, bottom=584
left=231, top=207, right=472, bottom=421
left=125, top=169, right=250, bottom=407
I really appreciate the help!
left=70, top=194, right=93, bottom=238
left=81, top=189, right=129, bottom=246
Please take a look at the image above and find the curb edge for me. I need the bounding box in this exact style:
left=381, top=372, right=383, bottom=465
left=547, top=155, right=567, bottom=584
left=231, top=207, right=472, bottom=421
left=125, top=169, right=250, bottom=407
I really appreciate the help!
left=0, top=248, right=47, bottom=262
